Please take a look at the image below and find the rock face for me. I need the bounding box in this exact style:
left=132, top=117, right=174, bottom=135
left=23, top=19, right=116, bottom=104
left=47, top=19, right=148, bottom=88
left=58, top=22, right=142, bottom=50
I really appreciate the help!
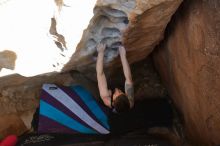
left=153, top=0, right=220, bottom=145
left=0, top=114, right=27, bottom=139
left=63, top=0, right=183, bottom=72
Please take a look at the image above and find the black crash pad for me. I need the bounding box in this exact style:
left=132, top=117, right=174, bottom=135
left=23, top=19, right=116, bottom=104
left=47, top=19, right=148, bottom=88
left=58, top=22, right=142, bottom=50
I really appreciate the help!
left=17, top=133, right=173, bottom=146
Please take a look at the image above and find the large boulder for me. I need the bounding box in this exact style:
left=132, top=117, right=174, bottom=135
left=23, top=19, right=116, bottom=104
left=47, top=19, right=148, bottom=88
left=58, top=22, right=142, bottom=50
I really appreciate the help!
left=63, top=0, right=183, bottom=73
left=153, top=0, right=220, bottom=145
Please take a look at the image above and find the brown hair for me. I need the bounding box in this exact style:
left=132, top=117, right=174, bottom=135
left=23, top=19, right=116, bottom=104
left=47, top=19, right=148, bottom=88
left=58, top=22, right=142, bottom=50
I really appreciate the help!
left=113, top=94, right=130, bottom=113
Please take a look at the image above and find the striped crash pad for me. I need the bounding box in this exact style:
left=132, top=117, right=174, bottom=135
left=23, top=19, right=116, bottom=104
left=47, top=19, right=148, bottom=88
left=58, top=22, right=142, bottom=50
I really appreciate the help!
left=38, top=84, right=110, bottom=134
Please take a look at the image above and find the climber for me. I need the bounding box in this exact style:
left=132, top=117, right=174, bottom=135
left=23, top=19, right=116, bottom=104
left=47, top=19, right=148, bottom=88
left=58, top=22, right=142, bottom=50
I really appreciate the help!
left=96, top=43, right=134, bottom=113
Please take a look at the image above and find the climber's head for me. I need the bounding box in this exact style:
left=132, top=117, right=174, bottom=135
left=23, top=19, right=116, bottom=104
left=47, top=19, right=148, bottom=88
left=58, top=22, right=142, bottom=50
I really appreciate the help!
left=111, top=88, right=130, bottom=113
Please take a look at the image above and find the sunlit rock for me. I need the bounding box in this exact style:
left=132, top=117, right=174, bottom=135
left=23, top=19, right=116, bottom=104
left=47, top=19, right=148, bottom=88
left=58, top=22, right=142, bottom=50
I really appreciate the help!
left=0, top=50, right=17, bottom=71
left=63, top=0, right=183, bottom=73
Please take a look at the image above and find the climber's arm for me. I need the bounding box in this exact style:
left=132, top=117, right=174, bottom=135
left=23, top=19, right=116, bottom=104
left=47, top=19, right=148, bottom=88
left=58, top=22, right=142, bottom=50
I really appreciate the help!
left=119, top=46, right=133, bottom=85
left=96, top=43, right=111, bottom=108
left=119, top=46, right=134, bottom=108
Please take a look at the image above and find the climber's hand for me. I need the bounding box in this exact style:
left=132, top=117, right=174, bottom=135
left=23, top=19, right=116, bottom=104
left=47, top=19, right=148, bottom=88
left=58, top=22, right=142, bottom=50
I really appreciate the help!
left=119, top=46, right=126, bottom=56
left=97, top=43, right=106, bottom=53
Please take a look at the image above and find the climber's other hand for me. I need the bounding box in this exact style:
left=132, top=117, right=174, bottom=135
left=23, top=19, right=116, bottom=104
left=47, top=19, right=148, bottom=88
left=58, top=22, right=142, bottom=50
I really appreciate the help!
left=97, top=43, right=106, bottom=53
left=119, top=46, right=126, bottom=56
